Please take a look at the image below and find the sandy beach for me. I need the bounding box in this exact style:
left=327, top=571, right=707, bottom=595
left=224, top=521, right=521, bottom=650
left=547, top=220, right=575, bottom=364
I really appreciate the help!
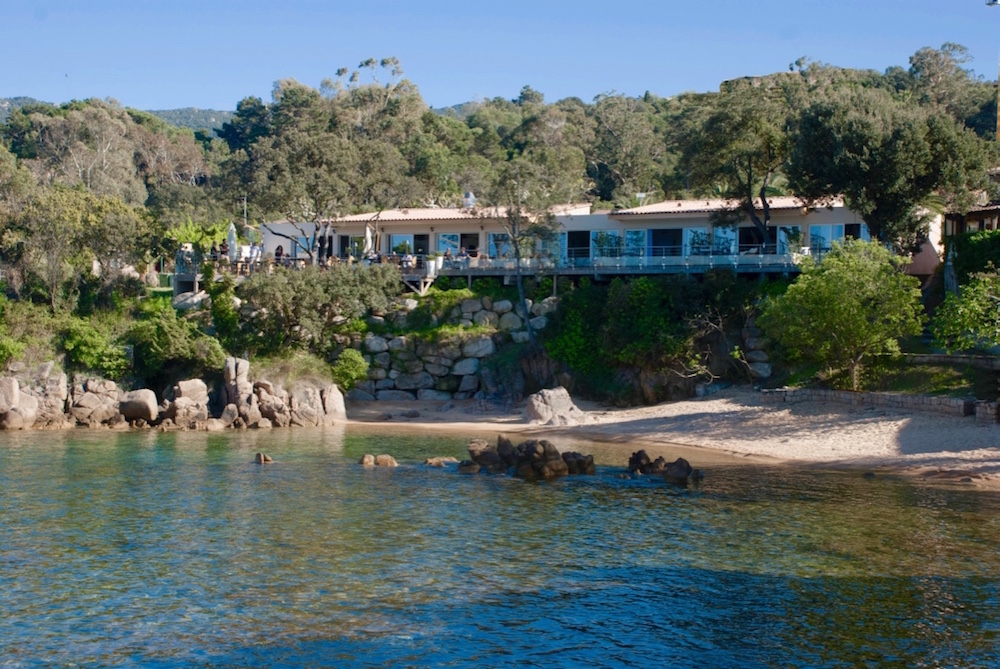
left=346, top=387, right=1000, bottom=487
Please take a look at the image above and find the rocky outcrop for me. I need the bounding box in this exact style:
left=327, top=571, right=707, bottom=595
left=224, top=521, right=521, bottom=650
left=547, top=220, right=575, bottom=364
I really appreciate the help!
left=70, top=378, right=122, bottom=427
left=628, top=450, right=702, bottom=484
left=525, top=387, right=590, bottom=426
left=360, top=453, right=398, bottom=467
left=120, top=389, right=159, bottom=424
left=462, top=435, right=595, bottom=480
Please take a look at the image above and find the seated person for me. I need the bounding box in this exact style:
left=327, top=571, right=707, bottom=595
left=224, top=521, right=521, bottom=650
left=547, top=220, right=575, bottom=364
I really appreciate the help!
left=274, top=245, right=284, bottom=264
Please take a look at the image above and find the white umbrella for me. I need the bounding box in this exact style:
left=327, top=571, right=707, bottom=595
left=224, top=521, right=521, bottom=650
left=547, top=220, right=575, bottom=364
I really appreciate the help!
left=227, top=222, right=238, bottom=263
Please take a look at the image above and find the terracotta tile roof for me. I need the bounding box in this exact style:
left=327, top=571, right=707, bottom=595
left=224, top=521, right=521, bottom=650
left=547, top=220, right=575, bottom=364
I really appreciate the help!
left=612, top=195, right=844, bottom=216
left=268, top=203, right=592, bottom=225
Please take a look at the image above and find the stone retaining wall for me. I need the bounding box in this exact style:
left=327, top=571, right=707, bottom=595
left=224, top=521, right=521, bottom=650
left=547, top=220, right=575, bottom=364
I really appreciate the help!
left=760, top=387, right=976, bottom=418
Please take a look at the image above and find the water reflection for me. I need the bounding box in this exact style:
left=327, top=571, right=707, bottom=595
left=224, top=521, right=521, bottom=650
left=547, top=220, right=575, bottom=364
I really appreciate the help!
left=1, top=428, right=998, bottom=666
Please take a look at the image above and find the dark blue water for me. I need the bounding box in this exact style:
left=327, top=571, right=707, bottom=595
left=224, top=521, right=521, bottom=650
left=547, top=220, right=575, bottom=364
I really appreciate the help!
left=1, top=427, right=999, bottom=667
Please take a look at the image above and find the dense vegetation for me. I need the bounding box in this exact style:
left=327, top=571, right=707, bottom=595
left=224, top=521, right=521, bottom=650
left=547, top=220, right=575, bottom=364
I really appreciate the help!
left=0, top=46, right=998, bottom=399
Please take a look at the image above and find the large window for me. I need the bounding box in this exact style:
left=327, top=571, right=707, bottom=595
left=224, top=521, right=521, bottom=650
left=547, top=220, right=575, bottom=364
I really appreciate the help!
left=591, top=230, right=622, bottom=258
left=684, top=228, right=710, bottom=256
left=624, top=230, right=646, bottom=257
left=651, top=229, right=682, bottom=256
left=389, top=234, right=414, bottom=254
left=438, top=233, right=460, bottom=255
left=809, top=224, right=844, bottom=253
left=339, top=235, right=365, bottom=258
left=488, top=233, right=512, bottom=259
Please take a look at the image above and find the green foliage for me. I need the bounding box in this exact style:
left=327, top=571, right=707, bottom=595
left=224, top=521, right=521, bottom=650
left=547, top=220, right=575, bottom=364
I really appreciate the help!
left=330, top=348, right=369, bottom=390
left=947, top=230, right=1000, bottom=284
left=236, top=263, right=401, bottom=358
left=404, top=287, right=475, bottom=332
left=252, top=350, right=335, bottom=387
left=202, top=265, right=243, bottom=354
left=126, top=307, right=226, bottom=387
left=758, top=240, right=925, bottom=390
left=544, top=271, right=760, bottom=401
left=932, top=272, right=1000, bottom=352
left=60, top=318, right=128, bottom=380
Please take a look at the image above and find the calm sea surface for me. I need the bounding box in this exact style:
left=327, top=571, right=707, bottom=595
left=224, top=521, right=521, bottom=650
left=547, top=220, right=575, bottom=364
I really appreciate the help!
left=1, top=427, right=999, bottom=667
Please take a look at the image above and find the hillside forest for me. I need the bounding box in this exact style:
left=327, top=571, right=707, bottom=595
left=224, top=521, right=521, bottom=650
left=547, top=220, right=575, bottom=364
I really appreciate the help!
left=0, top=45, right=999, bottom=402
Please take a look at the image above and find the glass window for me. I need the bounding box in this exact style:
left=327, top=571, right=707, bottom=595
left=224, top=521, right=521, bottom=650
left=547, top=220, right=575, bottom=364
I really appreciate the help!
left=438, top=233, right=460, bottom=255
left=389, top=234, right=414, bottom=254
left=624, top=230, right=646, bottom=257
left=591, top=230, right=622, bottom=258
left=488, top=233, right=511, bottom=258
left=712, top=227, right=737, bottom=255
left=684, top=228, right=710, bottom=256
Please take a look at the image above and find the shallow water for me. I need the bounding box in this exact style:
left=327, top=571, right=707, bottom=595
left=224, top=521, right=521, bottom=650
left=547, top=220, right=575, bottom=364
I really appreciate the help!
left=1, top=428, right=999, bottom=667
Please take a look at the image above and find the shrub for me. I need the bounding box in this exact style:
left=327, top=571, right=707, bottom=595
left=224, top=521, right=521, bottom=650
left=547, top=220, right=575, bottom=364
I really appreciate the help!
left=331, top=348, right=369, bottom=390
left=60, top=318, right=128, bottom=380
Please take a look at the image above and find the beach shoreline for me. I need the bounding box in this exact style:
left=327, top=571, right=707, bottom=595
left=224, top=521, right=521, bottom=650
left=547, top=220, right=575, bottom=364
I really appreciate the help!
left=345, top=386, right=1000, bottom=489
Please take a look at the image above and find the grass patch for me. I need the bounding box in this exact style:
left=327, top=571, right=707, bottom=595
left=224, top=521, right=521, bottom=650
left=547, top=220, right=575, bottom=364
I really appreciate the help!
left=251, top=350, right=335, bottom=387
left=865, top=360, right=998, bottom=399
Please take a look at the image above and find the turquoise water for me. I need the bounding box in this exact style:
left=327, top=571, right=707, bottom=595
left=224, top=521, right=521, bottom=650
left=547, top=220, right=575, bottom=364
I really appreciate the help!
left=2, top=427, right=999, bottom=667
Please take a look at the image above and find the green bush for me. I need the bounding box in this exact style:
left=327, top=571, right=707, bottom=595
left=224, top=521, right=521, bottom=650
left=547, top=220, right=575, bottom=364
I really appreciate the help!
left=127, top=307, right=226, bottom=388
left=331, top=348, right=369, bottom=390
left=60, top=318, right=128, bottom=380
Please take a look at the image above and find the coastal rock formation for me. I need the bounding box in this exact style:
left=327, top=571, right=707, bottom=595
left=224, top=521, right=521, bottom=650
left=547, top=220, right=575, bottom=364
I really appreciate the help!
left=628, top=449, right=701, bottom=484
left=360, top=453, right=399, bottom=467
left=255, top=452, right=274, bottom=464
left=424, top=456, right=459, bottom=467
left=525, top=386, right=590, bottom=426
left=70, top=378, right=122, bottom=427
left=120, top=389, right=159, bottom=424
left=464, top=435, right=595, bottom=480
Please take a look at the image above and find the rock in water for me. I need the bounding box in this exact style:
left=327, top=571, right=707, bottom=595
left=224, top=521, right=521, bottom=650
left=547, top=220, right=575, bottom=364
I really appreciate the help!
left=254, top=452, right=273, bottom=464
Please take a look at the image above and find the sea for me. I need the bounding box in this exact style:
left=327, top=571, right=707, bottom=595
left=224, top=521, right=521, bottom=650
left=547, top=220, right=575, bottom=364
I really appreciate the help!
left=1, top=426, right=998, bottom=667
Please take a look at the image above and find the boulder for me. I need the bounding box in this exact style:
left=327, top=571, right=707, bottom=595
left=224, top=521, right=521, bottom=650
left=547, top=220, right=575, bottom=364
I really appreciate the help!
left=255, top=452, right=274, bottom=464
left=374, top=454, right=398, bottom=467
left=493, top=299, right=514, bottom=314
left=347, top=389, right=376, bottom=401
left=748, top=362, right=772, bottom=379
left=462, top=336, right=496, bottom=358
left=451, top=358, right=480, bottom=376
left=219, top=403, right=239, bottom=426
left=0, top=377, right=19, bottom=413
left=458, top=375, right=480, bottom=393
left=424, top=456, right=459, bottom=467
left=175, top=379, right=209, bottom=405
left=16, top=391, right=38, bottom=428
left=223, top=357, right=254, bottom=407
left=376, top=390, right=417, bottom=401
left=395, top=372, right=435, bottom=391
left=321, top=384, right=347, bottom=423
left=364, top=335, right=389, bottom=353
left=525, top=387, right=590, bottom=426
left=498, top=312, right=523, bottom=332
left=473, top=310, right=499, bottom=328
left=171, top=396, right=210, bottom=429
left=120, top=389, right=159, bottom=424
left=417, top=389, right=453, bottom=401
left=460, top=298, right=483, bottom=314
left=172, top=290, right=207, bottom=311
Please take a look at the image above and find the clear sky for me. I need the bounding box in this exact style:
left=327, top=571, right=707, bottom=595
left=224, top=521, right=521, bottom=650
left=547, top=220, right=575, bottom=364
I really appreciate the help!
left=5, top=0, right=1000, bottom=112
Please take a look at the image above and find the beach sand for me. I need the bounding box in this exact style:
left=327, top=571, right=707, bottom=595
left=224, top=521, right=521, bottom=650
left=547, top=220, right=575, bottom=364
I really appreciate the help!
left=346, top=387, right=1000, bottom=488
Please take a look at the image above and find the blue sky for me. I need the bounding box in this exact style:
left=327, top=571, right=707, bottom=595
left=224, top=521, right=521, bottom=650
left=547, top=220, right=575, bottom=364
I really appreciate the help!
left=5, top=0, right=1000, bottom=111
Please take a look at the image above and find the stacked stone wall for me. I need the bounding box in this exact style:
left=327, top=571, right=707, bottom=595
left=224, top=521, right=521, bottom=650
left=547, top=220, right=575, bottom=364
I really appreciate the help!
left=760, top=387, right=976, bottom=418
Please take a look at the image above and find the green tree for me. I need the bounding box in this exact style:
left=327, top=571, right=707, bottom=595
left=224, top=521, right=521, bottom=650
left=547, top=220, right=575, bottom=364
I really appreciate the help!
left=788, top=87, right=993, bottom=250
left=681, top=81, right=791, bottom=239
left=932, top=272, right=1000, bottom=352
left=758, top=240, right=925, bottom=390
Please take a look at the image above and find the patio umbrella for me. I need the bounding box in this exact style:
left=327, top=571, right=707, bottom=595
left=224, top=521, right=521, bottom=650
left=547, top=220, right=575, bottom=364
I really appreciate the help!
left=227, top=222, right=238, bottom=262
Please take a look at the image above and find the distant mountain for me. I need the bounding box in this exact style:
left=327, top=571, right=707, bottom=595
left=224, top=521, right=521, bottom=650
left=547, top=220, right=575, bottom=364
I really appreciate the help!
left=146, top=107, right=234, bottom=132
left=431, top=101, right=480, bottom=120
left=0, top=98, right=234, bottom=133
left=0, top=96, right=53, bottom=123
